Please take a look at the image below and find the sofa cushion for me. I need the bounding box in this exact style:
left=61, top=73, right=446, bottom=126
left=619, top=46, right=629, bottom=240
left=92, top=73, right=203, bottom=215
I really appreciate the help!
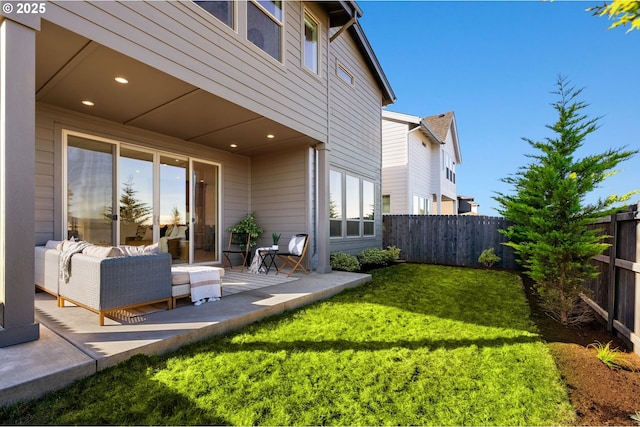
left=45, top=240, right=63, bottom=249
left=120, top=243, right=160, bottom=256
left=171, top=270, right=191, bottom=285
left=82, top=245, right=123, bottom=259
left=58, top=239, right=86, bottom=252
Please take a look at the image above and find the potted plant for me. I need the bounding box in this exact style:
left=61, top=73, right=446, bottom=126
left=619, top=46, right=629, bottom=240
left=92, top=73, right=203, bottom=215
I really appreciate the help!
left=228, top=213, right=263, bottom=249
left=272, top=233, right=281, bottom=250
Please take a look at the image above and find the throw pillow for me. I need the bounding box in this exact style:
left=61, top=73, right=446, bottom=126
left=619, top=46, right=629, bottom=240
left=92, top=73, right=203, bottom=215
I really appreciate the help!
left=288, top=234, right=306, bottom=256
left=45, top=240, right=62, bottom=249
left=120, top=243, right=160, bottom=256
left=83, top=245, right=123, bottom=259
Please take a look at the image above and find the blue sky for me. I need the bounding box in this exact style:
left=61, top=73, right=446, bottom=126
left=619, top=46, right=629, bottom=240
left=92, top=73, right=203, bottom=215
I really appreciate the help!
left=358, top=1, right=639, bottom=216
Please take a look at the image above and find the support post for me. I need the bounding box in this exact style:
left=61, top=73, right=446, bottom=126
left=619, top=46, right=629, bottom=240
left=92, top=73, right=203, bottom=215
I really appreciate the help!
left=315, top=143, right=331, bottom=274
left=0, top=18, right=39, bottom=346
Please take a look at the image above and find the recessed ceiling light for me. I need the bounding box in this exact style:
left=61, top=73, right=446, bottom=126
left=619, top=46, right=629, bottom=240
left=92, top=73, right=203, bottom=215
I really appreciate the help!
left=82, top=100, right=94, bottom=106
left=115, top=77, right=129, bottom=84
left=230, top=144, right=238, bottom=148
left=267, top=134, right=275, bottom=139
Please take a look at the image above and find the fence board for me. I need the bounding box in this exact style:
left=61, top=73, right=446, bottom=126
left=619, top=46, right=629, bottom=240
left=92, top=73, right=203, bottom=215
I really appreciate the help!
left=382, top=215, right=518, bottom=270
left=583, top=204, right=640, bottom=355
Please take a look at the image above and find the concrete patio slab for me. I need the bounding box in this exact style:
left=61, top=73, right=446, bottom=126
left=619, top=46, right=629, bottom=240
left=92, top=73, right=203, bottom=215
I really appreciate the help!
left=0, top=270, right=370, bottom=407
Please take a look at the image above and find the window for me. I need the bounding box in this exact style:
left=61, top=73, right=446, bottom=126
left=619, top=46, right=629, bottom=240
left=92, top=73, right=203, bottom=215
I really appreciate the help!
left=413, top=195, right=429, bottom=215
left=362, top=180, right=375, bottom=235
left=346, top=175, right=360, bottom=236
left=382, top=195, right=390, bottom=214
left=443, top=151, right=456, bottom=184
left=330, top=170, right=375, bottom=238
left=248, top=0, right=283, bottom=61
left=194, top=1, right=234, bottom=28
left=329, top=170, right=343, bottom=237
left=337, top=63, right=354, bottom=85
left=303, top=11, right=319, bottom=74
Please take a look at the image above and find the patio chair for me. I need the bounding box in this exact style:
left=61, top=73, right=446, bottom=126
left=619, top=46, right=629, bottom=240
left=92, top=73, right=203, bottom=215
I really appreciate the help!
left=222, top=232, right=251, bottom=271
left=277, top=233, right=309, bottom=277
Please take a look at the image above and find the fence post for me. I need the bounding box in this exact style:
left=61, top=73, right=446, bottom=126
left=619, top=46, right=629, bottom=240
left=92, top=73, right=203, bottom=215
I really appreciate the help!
left=607, top=213, right=618, bottom=333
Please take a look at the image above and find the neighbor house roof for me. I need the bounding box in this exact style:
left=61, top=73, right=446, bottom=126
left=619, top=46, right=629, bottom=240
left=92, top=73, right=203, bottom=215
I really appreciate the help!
left=422, top=112, right=454, bottom=141
left=423, top=111, right=462, bottom=164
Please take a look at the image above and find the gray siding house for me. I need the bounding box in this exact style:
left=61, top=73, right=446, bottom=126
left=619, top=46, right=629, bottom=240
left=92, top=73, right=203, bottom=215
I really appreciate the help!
left=381, top=110, right=461, bottom=216
left=0, top=1, right=394, bottom=347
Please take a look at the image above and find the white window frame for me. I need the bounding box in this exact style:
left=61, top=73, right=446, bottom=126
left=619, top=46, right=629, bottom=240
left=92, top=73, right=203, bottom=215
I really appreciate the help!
left=302, top=9, right=320, bottom=75
left=247, top=0, right=284, bottom=63
left=193, top=1, right=236, bottom=30
left=330, top=169, right=376, bottom=239
left=337, top=62, right=354, bottom=86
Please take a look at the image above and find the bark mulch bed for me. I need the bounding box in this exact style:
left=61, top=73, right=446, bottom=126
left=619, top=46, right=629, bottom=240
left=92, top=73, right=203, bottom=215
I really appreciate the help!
left=525, top=278, right=640, bottom=426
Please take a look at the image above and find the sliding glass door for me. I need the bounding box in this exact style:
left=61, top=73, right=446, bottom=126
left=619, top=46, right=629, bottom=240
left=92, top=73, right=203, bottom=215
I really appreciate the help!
left=65, top=131, right=219, bottom=265
left=66, top=135, right=115, bottom=245
left=160, top=155, right=189, bottom=263
left=119, top=148, right=154, bottom=245
left=192, top=161, right=219, bottom=263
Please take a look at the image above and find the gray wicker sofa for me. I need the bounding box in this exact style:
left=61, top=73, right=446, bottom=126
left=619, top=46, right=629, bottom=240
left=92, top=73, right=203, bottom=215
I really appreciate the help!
left=35, top=241, right=172, bottom=325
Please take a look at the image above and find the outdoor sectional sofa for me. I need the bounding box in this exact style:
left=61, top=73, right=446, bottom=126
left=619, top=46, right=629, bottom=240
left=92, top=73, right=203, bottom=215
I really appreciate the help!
left=35, top=240, right=172, bottom=325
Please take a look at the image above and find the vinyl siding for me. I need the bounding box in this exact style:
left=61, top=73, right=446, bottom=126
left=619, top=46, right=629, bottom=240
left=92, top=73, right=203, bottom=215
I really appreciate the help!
left=381, top=118, right=409, bottom=214
left=250, top=148, right=309, bottom=247
left=44, top=0, right=329, bottom=143
left=407, top=133, right=433, bottom=213
left=328, top=27, right=384, bottom=254
left=34, top=103, right=251, bottom=247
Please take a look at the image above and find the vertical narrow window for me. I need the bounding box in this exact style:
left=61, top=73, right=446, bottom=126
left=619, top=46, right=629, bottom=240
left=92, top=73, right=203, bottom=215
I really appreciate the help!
left=362, top=180, right=375, bottom=236
left=194, top=1, right=234, bottom=28
left=382, top=195, right=390, bottom=214
left=345, top=175, right=360, bottom=237
left=248, top=0, right=283, bottom=61
left=303, top=11, right=319, bottom=73
left=330, top=170, right=343, bottom=237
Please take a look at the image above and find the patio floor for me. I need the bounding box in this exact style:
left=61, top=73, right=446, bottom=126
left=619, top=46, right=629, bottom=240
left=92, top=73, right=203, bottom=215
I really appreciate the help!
left=0, top=268, right=371, bottom=408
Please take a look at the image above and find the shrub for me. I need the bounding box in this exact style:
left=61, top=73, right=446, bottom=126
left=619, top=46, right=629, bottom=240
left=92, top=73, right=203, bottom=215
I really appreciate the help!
left=478, top=247, right=501, bottom=268
left=357, top=248, right=388, bottom=266
left=587, top=341, right=635, bottom=370
left=384, top=246, right=401, bottom=263
left=228, top=213, right=263, bottom=249
left=330, top=252, right=360, bottom=272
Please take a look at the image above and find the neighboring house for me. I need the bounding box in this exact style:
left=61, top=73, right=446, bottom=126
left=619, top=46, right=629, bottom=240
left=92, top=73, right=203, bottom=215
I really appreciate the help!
left=381, top=110, right=462, bottom=216
left=458, top=196, right=480, bottom=215
left=0, top=1, right=394, bottom=347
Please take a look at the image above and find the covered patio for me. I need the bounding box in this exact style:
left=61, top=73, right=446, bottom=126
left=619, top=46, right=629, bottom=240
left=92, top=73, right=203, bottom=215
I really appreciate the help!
left=0, top=269, right=370, bottom=407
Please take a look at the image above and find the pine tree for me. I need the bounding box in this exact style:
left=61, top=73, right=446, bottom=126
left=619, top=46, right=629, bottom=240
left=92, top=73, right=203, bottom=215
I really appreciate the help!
left=495, top=76, right=638, bottom=325
left=119, top=175, right=151, bottom=225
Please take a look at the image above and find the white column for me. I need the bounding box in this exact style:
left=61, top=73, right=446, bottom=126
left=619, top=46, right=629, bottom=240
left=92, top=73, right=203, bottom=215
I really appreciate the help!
left=0, top=18, right=39, bottom=346
left=315, top=143, right=331, bottom=273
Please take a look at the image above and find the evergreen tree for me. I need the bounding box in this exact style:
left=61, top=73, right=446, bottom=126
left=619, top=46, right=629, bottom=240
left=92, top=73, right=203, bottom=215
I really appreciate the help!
left=495, top=76, right=638, bottom=325
left=119, top=175, right=151, bottom=225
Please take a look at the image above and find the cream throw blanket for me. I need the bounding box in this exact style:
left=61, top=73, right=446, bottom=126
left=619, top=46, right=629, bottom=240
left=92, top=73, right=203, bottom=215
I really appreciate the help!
left=59, top=241, right=91, bottom=283
left=187, top=267, right=222, bottom=302
left=249, top=247, right=272, bottom=274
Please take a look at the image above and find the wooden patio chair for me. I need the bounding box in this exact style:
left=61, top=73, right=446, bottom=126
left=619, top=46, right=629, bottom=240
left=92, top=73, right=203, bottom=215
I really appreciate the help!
left=277, top=234, right=309, bottom=277
left=222, top=232, right=251, bottom=271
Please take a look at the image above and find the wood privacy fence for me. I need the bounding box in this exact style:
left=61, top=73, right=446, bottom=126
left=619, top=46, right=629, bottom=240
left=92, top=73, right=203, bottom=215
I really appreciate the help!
left=583, top=204, right=640, bottom=353
left=382, top=215, right=519, bottom=270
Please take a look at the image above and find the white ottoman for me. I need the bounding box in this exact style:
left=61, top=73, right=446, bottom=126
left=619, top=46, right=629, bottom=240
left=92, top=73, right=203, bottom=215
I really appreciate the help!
left=170, top=266, right=225, bottom=308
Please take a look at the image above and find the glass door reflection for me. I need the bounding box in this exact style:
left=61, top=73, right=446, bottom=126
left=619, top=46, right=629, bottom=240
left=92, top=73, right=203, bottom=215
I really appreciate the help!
left=119, top=148, right=154, bottom=246
left=192, top=161, right=219, bottom=263
left=160, top=155, right=188, bottom=264
left=66, top=135, right=115, bottom=245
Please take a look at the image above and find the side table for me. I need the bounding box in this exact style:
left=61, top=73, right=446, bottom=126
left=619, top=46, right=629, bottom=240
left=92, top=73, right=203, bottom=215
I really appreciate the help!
left=258, top=248, right=278, bottom=274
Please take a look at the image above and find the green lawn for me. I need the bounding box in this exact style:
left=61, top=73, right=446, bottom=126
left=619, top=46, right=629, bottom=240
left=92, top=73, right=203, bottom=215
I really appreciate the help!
left=1, top=264, right=575, bottom=425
